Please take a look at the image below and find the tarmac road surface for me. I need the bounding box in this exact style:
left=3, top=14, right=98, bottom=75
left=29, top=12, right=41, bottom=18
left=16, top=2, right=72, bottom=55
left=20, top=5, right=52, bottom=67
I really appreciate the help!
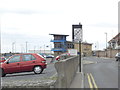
left=83, top=57, right=118, bottom=88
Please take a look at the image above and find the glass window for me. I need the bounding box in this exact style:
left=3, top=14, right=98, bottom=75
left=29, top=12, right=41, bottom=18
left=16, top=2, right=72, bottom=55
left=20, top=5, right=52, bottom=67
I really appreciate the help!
left=22, top=54, right=36, bottom=61
left=9, top=55, right=20, bottom=63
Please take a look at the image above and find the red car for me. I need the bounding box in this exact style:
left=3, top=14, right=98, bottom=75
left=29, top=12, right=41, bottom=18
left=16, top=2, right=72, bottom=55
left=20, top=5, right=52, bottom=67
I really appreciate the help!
left=0, top=53, right=47, bottom=77
left=0, top=57, right=6, bottom=63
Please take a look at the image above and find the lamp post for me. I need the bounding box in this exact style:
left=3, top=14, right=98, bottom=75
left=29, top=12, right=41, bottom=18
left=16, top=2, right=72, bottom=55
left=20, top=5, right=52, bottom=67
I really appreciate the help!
left=26, top=41, right=28, bottom=53
left=105, top=32, right=107, bottom=57
left=12, top=42, right=15, bottom=53
left=40, top=46, right=41, bottom=53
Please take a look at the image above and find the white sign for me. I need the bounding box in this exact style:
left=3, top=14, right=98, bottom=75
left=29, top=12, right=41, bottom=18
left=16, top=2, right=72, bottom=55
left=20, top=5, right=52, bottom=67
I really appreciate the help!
left=74, top=28, right=82, bottom=42
left=68, top=49, right=77, bottom=56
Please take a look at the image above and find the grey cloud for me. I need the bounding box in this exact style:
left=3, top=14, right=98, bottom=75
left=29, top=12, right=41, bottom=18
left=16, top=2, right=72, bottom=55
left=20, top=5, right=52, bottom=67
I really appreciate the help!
left=88, top=23, right=118, bottom=28
left=0, top=8, right=40, bottom=14
left=1, top=32, right=51, bottom=44
left=0, top=8, right=62, bottom=15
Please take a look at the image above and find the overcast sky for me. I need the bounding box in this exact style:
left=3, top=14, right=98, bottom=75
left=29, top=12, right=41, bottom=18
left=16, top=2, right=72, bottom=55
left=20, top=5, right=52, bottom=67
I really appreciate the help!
left=0, top=0, right=119, bottom=53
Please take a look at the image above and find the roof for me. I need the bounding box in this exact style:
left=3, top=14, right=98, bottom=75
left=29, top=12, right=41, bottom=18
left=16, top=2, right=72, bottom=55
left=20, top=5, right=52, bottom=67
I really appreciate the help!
left=73, top=42, right=92, bottom=45
left=108, top=33, right=120, bottom=43
left=49, top=34, right=69, bottom=36
left=82, top=42, right=93, bottom=45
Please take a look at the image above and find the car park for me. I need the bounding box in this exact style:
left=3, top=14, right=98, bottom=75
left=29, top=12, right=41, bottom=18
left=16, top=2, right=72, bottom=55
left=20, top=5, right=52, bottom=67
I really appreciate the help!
left=38, top=53, right=47, bottom=58
left=0, top=53, right=47, bottom=77
left=115, top=52, right=120, bottom=61
left=0, top=57, right=6, bottom=63
left=45, top=55, right=54, bottom=58
left=55, top=53, right=70, bottom=61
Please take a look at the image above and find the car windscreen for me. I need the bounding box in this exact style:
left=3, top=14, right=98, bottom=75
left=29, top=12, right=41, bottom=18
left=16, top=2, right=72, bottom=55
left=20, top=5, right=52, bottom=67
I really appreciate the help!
left=37, top=54, right=45, bottom=59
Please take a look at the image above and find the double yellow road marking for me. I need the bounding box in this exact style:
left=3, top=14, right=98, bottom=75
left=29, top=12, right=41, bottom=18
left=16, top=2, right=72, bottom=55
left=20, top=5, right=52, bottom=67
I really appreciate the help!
left=87, top=73, right=98, bottom=90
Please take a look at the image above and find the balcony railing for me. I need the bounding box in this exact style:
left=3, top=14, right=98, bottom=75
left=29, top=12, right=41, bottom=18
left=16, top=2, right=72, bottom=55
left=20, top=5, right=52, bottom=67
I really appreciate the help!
left=51, top=48, right=67, bottom=52
left=50, top=40, right=66, bottom=42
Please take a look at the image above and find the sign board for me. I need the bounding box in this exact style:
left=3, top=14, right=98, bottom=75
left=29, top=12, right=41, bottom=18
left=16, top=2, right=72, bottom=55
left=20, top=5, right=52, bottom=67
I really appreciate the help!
left=72, top=24, right=82, bottom=42
left=68, top=49, right=77, bottom=56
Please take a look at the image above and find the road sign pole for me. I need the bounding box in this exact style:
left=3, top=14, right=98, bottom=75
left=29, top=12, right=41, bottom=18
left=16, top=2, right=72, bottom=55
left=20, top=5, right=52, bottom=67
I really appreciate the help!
left=79, top=40, right=81, bottom=72
left=72, top=23, right=82, bottom=72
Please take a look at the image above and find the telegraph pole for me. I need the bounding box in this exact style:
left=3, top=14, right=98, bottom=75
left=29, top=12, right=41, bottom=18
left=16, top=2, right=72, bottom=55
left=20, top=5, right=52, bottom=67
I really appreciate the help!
left=12, top=42, right=15, bottom=53
left=105, top=33, right=107, bottom=57
left=26, top=41, right=27, bottom=53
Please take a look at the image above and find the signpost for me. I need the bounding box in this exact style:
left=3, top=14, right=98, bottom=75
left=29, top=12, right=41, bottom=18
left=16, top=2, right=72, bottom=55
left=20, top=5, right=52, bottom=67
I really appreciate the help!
left=72, top=23, right=83, bottom=72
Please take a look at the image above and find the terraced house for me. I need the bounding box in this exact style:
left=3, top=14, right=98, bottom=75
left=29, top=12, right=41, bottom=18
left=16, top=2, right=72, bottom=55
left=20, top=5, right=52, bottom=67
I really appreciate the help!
left=108, top=32, right=120, bottom=49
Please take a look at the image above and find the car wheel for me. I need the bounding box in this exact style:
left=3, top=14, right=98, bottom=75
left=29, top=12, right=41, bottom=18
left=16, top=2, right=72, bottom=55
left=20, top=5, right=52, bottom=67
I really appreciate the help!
left=116, top=59, right=118, bottom=61
left=33, top=66, right=43, bottom=74
left=0, top=68, right=6, bottom=77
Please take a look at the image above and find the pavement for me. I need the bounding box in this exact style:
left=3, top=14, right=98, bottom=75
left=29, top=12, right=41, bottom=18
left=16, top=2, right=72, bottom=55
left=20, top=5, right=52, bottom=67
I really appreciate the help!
left=70, top=60, right=84, bottom=88
left=69, top=57, right=97, bottom=88
left=69, top=71, right=84, bottom=88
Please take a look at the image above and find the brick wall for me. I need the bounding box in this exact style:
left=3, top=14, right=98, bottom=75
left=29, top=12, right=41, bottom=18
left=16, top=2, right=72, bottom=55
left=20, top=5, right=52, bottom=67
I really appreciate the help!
left=96, top=49, right=120, bottom=58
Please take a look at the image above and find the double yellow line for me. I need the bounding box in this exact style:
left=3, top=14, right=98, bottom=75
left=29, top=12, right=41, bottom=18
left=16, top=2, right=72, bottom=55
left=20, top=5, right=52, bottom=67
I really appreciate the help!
left=87, top=73, right=98, bottom=90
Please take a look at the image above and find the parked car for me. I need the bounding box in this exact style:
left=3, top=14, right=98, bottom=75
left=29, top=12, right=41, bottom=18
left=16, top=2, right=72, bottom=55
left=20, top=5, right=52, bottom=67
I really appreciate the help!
left=55, top=56, right=60, bottom=61
left=115, top=52, right=120, bottom=61
left=0, top=53, right=47, bottom=77
left=0, top=57, right=6, bottom=63
left=45, top=55, right=54, bottom=58
left=55, top=53, right=70, bottom=61
left=38, top=53, right=47, bottom=58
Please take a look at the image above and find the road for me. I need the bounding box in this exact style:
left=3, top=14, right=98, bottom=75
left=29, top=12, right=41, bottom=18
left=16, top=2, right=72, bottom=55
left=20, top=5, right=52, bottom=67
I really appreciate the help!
left=1, top=58, right=57, bottom=88
left=83, top=57, right=118, bottom=88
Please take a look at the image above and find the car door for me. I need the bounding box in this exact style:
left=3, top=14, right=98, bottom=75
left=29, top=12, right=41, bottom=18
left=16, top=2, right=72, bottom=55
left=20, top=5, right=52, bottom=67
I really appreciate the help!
left=5, top=55, right=21, bottom=73
left=21, top=54, right=36, bottom=72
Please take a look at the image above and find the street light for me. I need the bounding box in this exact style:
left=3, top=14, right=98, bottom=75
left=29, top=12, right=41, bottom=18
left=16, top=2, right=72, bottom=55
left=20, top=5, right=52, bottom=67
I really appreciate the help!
left=26, top=41, right=28, bottom=53
left=12, top=42, right=15, bottom=53
left=105, top=32, right=107, bottom=57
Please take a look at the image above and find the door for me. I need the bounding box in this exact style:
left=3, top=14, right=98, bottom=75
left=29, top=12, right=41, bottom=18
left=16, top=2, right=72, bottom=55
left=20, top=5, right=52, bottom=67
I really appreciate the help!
left=21, top=54, right=36, bottom=72
left=5, top=55, right=21, bottom=73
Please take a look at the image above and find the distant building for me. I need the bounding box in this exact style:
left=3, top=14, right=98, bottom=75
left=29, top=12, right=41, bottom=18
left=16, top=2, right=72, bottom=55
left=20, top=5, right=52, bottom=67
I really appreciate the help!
left=74, top=42, right=93, bottom=56
left=49, top=33, right=92, bottom=56
left=66, top=41, right=74, bottom=49
left=28, top=50, right=53, bottom=54
left=108, top=33, right=120, bottom=49
left=49, top=34, right=69, bottom=56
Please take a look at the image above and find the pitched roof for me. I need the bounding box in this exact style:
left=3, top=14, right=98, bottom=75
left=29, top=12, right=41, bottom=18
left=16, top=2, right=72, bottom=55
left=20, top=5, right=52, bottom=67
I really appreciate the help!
left=108, top=33, right=120, bottom=43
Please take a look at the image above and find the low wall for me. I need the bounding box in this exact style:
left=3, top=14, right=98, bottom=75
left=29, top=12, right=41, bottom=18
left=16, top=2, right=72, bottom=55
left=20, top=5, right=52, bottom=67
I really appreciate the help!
left=54, top=56, right=79, bottom=88
left=96, top=49, right=120, bottom=58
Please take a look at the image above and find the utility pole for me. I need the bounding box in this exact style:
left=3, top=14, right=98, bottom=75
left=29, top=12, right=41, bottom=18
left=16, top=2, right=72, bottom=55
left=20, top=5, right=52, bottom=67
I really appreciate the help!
left=44, top=44, right=45, bottom=54
left=12, top=42, right=15, bottom=53
left=34, top=46, right=36, bottom=53
left=40, top=46, right=41, bottom=53
left=105, top=32, right=107, bottom=57
left=26, top=41, right=28, bottom=53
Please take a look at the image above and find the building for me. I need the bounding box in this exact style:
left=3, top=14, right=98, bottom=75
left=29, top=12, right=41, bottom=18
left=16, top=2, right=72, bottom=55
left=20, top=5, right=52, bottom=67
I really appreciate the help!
left=28, top=50, right=53, bottom=54
left=95, top=33, right=120, bottom=58
left=108, top=33, right=120, bottom=49
left=66, top=41, right=74, bottom=49
left=74, top=42, right=93, bottom=56
left=49, top=33, right=92, bottom=56
left=49, top=34, right=69, bottom=56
